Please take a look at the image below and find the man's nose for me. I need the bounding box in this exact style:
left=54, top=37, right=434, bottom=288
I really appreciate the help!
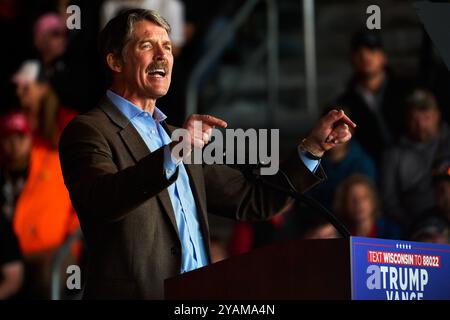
left=154, top=44, right=167, bottom=60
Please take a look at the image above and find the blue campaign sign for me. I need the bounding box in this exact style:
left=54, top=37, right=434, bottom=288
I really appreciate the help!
left=351, top=237, right=450, bottom=300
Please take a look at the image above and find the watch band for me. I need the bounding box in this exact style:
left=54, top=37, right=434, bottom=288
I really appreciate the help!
left=299, top=138, right=322, bottom=160
left=304, top=150, right=322, bottom=160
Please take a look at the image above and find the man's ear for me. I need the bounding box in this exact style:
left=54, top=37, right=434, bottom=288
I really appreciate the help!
left=106, top=53, right=123, bottom=73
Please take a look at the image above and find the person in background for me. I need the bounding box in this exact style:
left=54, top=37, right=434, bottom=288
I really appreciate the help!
left=33, top=12, right=67, bottom=71
left=228, top=201, right=338, bottom=256
left=410, top=216, right=449, bottom=244
left=299, top=214, right=338, bottom=240
left=418, top=28, right=450, bottom=125
left=0, top=111, right=79, bottom=298
left=334, top=174, right=401, bottom=239
left=409, top=157, right=450, bottom=243
left=336, top=30, right=410, bottom=164
left=381, top=89, right=450, bottom=231
left=431, top=157, right=450, bottom=225
left=0, top=213, right=23, bottom=300
left=33, top=12, right=90, bottom=112
left=228, top=201, right=295, bottom=256
left=12, top=60, right=77, bottom=148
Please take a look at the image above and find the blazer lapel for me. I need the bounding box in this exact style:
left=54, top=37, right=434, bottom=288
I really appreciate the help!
left=119, top=124, right=150, bottom=162
left=99, top=96, right=180, bottom=240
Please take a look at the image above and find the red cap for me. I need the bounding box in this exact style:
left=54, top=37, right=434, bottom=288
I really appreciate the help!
left=0, top=112, right=31, bottom=137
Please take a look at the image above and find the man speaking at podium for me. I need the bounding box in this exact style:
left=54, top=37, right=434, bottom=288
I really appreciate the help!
left=59, top=9, right=356, bottom=299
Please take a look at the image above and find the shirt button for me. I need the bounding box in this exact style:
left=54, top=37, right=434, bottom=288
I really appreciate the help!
left=151, top=129, right=156, bottom=134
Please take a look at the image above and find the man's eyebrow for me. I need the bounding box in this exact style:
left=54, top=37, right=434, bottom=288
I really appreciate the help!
left=137, top=39, right=172, bottom=46
left=138, top=39, right=152, bottom=44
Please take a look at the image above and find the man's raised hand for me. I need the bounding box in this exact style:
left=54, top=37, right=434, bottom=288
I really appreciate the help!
left=302, top=109, right=356, bottom=158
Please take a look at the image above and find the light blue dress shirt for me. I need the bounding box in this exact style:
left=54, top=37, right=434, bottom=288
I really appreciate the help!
left=298, top=151, right=321, bottom=173
left=107, top=90, right=208, bottom=273
left=106, top=89, right=319, bottom=273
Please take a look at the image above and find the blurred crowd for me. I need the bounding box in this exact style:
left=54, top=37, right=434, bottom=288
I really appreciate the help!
left=0, top=0, right=449, bottom=300
left=229, top=30, right=450, bottom=259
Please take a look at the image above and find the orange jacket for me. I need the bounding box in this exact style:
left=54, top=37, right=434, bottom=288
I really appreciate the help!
left=12, top=144, right=79, bottom=256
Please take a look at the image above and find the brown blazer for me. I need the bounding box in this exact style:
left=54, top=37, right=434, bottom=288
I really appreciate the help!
left=58, top=96, right=325, bottom=299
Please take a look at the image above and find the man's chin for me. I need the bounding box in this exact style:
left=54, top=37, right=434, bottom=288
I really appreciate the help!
left=143, top=87, right=169, bottom=99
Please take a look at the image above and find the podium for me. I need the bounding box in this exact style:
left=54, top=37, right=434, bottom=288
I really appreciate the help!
left=165, top=237, right=450, bottom=300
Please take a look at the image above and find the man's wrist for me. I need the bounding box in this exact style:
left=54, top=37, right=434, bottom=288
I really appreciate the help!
left=299, top=138, right=324, bottom=159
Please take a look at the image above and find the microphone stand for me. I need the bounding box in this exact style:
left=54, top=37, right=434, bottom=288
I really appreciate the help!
left=249, top=167, right=351, bottom=239
left=219, top=142, right=350, bottom=238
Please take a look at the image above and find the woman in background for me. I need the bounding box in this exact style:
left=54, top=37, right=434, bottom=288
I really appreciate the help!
left=12, top=60, right=77, bottom=149
left=334, top=174, right=401, bottom=239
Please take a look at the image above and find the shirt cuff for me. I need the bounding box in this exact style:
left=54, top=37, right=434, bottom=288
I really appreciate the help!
left=297, top=146, right=321, bottom=173
left=163, top=144, right=181, bottom=179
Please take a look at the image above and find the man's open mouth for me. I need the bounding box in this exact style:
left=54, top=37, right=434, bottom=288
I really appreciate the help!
left=147, top=68, right=167, bottom=78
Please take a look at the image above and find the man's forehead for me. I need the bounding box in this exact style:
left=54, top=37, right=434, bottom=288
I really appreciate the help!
left=133, top=20, right=170, bottom=40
